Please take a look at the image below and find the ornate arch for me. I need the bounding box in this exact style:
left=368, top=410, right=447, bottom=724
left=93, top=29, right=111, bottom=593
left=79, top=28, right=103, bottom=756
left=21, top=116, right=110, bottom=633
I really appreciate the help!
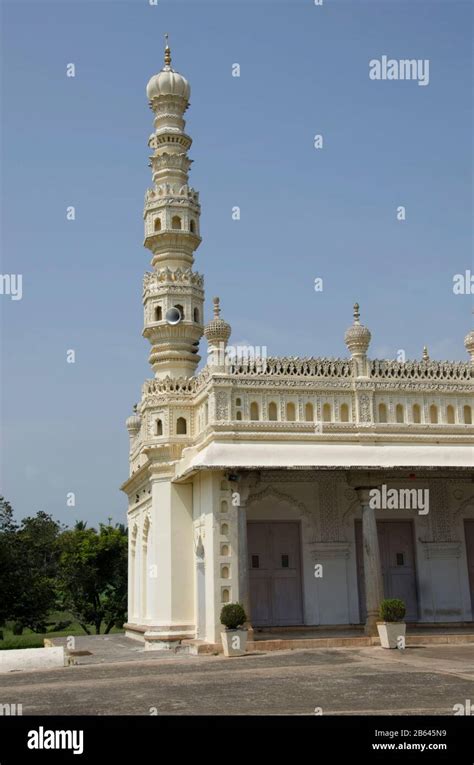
left=451, top=494, right=474, bottom=528
left=247, top=484, right=318, bottom=542
left=340, top=484, right=361, bottom=541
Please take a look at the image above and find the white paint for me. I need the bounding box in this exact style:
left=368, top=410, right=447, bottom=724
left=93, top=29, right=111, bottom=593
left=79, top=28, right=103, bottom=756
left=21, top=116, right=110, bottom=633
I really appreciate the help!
left=0, top=647, right=65, bottom=673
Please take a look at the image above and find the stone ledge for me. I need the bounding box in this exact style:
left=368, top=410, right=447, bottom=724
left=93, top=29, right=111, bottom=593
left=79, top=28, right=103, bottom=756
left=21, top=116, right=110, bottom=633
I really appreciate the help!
left=0, top=646, right=66, bottom=674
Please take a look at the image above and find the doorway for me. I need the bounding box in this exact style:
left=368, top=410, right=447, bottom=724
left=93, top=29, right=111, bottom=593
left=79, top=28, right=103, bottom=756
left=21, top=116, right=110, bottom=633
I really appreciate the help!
left=355, top=520, right=418, bottom=622
left=248, top=521, right=303, bottom=627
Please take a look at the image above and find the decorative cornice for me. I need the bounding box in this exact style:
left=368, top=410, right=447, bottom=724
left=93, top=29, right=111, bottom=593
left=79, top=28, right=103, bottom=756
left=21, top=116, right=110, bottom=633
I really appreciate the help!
left=370, top=359, right=471, bottom=382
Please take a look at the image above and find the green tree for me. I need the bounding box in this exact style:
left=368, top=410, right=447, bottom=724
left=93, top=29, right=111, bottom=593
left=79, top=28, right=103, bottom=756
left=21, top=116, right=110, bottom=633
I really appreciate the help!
left=0, top=496, right=19, bottom=625
left=58, top=523, right=127, bottom=634
left=0, top=503, right=63, bottom=631
left=14, top=512, right=63, bottom=632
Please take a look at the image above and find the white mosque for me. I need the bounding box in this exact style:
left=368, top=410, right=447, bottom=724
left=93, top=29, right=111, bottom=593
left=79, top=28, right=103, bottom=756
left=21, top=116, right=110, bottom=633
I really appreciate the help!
left=122, top=43, right=474, bottom=651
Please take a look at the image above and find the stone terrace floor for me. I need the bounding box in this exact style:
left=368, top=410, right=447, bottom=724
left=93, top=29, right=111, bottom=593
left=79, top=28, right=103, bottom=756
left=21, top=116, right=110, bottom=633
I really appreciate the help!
left=1, top=634, right=474, bottom=715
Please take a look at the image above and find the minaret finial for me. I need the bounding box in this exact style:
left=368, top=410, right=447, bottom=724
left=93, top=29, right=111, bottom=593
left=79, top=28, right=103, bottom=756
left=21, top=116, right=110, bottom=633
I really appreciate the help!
left=422, top=346, right=430, bottom=362
left=164, top=33, right=171, bottom=67
left=353, top=302, right=360, bottom=324
left=213, top=297, right=221, bottom=318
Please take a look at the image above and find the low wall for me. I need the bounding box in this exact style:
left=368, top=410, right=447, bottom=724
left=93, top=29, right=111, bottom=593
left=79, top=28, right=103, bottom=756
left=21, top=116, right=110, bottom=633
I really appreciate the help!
left=0, top=646, right=65, bottom=673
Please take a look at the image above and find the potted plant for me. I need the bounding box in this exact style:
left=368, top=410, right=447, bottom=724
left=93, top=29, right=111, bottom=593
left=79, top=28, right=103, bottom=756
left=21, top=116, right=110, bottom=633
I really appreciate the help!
left=220, top=603, right=248, bottom=657
left=377, top=598, right=406, bottom=649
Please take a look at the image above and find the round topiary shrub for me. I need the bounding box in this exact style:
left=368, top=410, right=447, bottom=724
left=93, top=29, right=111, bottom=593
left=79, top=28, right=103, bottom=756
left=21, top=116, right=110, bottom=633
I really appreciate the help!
left=220, top=603, right=247, bottom=631
left=380, top=598, right=406, bottom=622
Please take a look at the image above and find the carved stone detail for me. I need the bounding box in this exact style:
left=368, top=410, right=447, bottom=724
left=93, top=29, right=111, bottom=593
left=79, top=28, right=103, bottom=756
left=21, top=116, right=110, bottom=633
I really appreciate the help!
left=317, top=477, right=341, bottom=542
left=215, top=391, right=229, bottom=421
left=247, top=485, right=318, bottom=542
left=429, top=482, right=452, bottom=542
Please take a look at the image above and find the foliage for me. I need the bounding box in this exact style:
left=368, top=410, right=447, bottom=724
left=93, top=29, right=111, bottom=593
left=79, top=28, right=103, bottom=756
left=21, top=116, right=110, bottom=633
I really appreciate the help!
left=0, top=501, right=63, bottom=631
left=220, top=603, right=247, bottom=630
left=379, top=598, right=406, bottom=622
left=0, top=496, right=18, bottom=625
left=0, top=613, right=124, bottom=650
left=0, top=497, right=128, bottom=637
left=0, top=635, right=45, bottom=650
left=57, top=523, right=128, bottom=634
left=48, top=619, right=73, bottom=632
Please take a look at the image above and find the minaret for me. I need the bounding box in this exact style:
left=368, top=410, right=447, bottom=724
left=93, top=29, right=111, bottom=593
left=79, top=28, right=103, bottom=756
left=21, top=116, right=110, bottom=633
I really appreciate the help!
left=142, top=37, right=204, bottom=379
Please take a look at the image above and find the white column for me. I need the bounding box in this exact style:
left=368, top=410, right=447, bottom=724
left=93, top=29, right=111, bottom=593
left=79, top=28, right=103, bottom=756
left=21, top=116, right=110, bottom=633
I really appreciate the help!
left=134, top=525, right=142, bottom=622
left=236, top=477, right=255, bottom=638
left=357, top=487, right=384, bottom=636
left=128, top=528, right=136, bottom=620
left=237, top=503, right=250, bottom=621
left=143, top=475, right=194, bottom=642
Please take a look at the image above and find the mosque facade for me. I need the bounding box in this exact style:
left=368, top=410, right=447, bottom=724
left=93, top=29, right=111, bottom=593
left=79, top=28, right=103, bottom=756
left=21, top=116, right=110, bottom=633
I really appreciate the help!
left=122, top=46, right=474, bottom=650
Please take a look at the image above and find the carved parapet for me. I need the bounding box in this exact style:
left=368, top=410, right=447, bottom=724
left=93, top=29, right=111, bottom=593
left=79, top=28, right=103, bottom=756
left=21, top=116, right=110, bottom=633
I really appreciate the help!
left=229, top=356, right=353, bottom=378
left=145, top=182, right=199, bottom=202
left=142, top=376, right=197, bottom=397
left=143, top=268, right=204, bottom=296
left=226, top=355, right=470, bottom=383
left=370, top=359, right=471, bottom=382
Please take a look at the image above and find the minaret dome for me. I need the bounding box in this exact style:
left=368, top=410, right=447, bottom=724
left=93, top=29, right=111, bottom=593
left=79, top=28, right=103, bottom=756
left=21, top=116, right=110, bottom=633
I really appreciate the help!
left=146, top=37, right=190, bottom=104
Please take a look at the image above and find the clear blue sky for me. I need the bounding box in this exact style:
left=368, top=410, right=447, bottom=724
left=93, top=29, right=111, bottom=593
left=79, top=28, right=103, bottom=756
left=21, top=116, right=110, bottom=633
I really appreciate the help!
left=1, top=0, right=472, bottom=526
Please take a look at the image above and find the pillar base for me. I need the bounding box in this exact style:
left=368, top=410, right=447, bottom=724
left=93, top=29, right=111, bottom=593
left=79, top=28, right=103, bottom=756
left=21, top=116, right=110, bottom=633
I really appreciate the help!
left=364, top=614, right=380, bottom=637
left=124, top=622, right=196, bottom=650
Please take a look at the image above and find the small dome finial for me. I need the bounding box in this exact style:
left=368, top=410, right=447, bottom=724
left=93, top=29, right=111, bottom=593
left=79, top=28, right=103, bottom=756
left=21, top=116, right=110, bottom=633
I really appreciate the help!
left=164, top=33, right=171, bottom=67
left=344, top=301, right=371, bottom=358
left=464, top=328, right=474, bottom=363
left=422, top=346, right=430, bottom=362
left=204, top=297, right=232, bottom=353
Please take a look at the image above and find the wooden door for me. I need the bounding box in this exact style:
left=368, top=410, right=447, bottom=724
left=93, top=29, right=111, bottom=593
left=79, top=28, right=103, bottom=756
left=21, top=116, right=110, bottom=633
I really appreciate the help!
left=248, top=522, right=303, bottom=627
left=464, top=520, right=474, bottom=619
left=356, top=520, right=418, bottom=622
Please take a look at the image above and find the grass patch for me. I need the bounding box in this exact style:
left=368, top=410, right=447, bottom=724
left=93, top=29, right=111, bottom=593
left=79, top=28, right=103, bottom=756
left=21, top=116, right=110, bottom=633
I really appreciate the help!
left=0, top=611, right=124, bottom=649
left=0, top=635, right=45, bottom=650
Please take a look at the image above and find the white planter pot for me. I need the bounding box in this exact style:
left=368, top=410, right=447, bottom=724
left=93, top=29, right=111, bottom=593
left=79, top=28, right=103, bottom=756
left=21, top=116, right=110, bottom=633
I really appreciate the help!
left=221, top=629, right=248, bottom=657
left=377, top=622, right=406, bottom=649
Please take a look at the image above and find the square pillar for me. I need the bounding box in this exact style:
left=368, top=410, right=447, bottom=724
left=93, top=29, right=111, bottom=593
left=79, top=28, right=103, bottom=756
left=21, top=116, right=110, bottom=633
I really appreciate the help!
left=357, top=486, right=384, bottom=635
left=141, top=475, right=195, bottom=647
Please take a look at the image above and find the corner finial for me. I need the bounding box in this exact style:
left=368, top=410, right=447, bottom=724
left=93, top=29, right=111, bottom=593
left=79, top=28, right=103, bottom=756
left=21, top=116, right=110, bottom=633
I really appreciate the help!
left=213, top=297, right=221, bottom=318
left=422, top=346, right=430, bottom=362
left=353, top=302, right=360, bottom=324
left=164, top=33, right=171, bottom=67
